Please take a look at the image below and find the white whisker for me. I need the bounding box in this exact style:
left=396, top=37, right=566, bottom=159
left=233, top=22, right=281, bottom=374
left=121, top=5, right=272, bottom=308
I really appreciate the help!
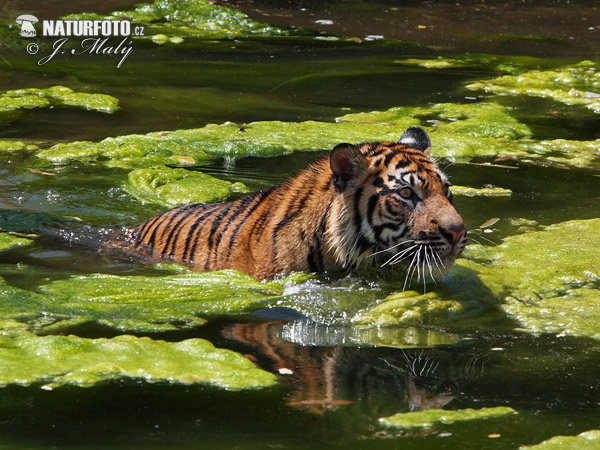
left=432, top=251, right=447, bottom=279
left=403, top=251, right=420, bottom=291
left=383, top=244, right=418, bottom=267
left=425, top=246, right=437, bottom=285
left=468, top=234, right=497, bottom=246
left=421, top=255, right=427, bottom=293
left=464, top=244, right=494, bottom=263
left=371, top=239, right=414, bottom=258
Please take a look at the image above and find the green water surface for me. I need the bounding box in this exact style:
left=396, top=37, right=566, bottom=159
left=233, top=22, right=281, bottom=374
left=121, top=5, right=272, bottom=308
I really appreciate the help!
left=0, top=0, right=599, bottom=448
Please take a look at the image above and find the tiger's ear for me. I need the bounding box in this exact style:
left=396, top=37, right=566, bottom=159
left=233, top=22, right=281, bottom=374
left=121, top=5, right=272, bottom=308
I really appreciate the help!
left=330, top=143, right=368, bottom=192
left=399, top=126, right=431, bottom=157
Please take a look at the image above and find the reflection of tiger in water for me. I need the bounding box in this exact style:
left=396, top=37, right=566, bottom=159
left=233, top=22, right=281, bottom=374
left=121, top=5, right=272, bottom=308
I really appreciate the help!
left=222, top=321, right=462, bottom=418
left=129, top=127, right=466, bottom=279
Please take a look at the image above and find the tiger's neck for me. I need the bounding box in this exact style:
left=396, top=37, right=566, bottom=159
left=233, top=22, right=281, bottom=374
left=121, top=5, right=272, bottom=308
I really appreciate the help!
left=260, top=157, right=368, bottom=276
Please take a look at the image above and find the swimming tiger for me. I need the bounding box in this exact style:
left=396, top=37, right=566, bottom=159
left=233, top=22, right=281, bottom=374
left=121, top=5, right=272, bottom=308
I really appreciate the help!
left=128, top=126, right=466, bottom=280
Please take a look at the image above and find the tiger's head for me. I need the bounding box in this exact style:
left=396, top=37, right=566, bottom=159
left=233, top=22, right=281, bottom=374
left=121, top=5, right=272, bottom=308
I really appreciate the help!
left=327, top=126, right=466, bottom=283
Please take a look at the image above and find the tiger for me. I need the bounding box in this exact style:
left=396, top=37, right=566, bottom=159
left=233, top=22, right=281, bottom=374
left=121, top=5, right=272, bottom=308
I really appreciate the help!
left=128, top=126, right=466, bottom=280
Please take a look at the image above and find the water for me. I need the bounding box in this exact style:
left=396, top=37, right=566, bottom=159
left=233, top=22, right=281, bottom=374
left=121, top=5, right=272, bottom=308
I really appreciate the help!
left=1, top=1, right=599, bottom=448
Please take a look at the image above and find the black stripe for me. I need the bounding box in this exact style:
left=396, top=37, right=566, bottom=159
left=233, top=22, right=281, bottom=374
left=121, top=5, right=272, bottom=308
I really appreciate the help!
left=138, top=214, right=164, bottom=245
left=395, top=158, right=412, bottom=170
left=397, top=148, right=424, bottom=157
left=182, top=205, right=219, bottom=262
left=181, top=205, right=221, bottom=264
left=366, top=193, right=378, bottom=229
left=367, top=148, right=389, bottom=158
left=362, top=143, right=379, bottom=155
left=357, top=234, right=372, bottom=254
left=161, top=206, right=203, bottom=257
left=272, top=188, right=312, bottom=239
left=156, top=207, right=193, bottom=243
left=417, top=174, right=429, bottom=188
left=147, top=205, right=193, bottom=248
left=353, top=187, right=374, bottom=257
left=373, top=222, right=402, bottom=239
left=250, top=208, right=271, bottom=240
left=227, top=189, right=274, bottom=259
left=364, top=143, right=391, bottom=157
left=138, top=214, right=161, bottom=237
left=207, top=202, right=236, bottom=249
left=211, top=194, right=258, bottom=256
left=318, top=201, right=330, bottom=236
left=383, top=151, right=398, bottom=167
left=353, top=186, right=364, bottom=238
left=204, top=202, right=238, bottom=270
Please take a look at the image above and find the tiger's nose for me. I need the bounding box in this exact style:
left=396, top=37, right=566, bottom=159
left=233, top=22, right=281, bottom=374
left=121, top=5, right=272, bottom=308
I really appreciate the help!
left=440, top=225, right=466, bottom=246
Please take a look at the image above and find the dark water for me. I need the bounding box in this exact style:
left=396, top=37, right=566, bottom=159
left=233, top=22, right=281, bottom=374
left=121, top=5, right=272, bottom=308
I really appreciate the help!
left=1, top=1, right=600, bottom=449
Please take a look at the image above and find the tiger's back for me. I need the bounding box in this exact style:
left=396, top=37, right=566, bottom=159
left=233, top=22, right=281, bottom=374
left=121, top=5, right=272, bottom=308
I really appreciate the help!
left=132, top=157, right=336, bottom=278
left=130, top=127, right=467, bottom=280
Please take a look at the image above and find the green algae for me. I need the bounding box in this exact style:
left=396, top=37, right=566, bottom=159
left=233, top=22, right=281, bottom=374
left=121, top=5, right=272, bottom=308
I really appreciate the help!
left=353, top=278, right=500, bottom=329
left=36, top=118, right=417, bottom=166
left=0, top=86, right=118, bottom=114
left=0, top=233, right=32, bottom=252
left=421, top=103, right=532, bottom=140
left=467, top=60, right=600, bottom=114
left=36, top=102, right=518, bottom=165
left=34, top=102, right=599, bottom=169
left=395, top=54, right=542, bottom=74
left=451, top=185, right=512, bottom=197
left=125, top=166, right=248, bottom=207
left=0, top=267, right=288, bottom=334
left=0, top=332, right=276, bottom=389
left=0, top=140, right=39, bottom=152
left=356, top=218, right=600, bottom=340
left=398, top=58, right=471, bottom=69
left=518, top=139, right=600, bottom=169
left=521, top=430, right=600, bottom=449
left=379, top=406, right=517, bottom=429
left=490, top=219, right=600, bottom=338
left=339, top=103, right=598, bottom=167
left=36, top=133, right=212, bottom=168
left=339, top=102, right=532, bottom=140
left=64, top=0, right=295, bottom=41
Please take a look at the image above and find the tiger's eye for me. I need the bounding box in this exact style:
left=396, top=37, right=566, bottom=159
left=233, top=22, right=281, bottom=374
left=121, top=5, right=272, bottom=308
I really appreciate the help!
left=399, top=187, right=412, bottom=199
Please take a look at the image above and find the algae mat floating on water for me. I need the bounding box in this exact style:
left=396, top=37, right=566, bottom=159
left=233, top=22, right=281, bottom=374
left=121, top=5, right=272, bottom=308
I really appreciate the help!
left=0, top=85, right=119, bottom=114
left=0, top=233, right=32, bottom=253
left=0, top=140, right=38, bottom=152
left=379, top=406, right=517, bottom=429
left=521, top=430, right=600, bottom=449
left=36, top=102, right=599, bottom=169
left=0, top=329, right=276, bottom=390
left=35, top=118, right=416, bottom=167
left=0, top=267, right=291, bottom=334
left=467, top=60, right=600, bottom=114
left=65, top=0, right=298, bottom=41
left=450, top=185, right=512, bottom=197
left=125, top=166, right=248, bottom=206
